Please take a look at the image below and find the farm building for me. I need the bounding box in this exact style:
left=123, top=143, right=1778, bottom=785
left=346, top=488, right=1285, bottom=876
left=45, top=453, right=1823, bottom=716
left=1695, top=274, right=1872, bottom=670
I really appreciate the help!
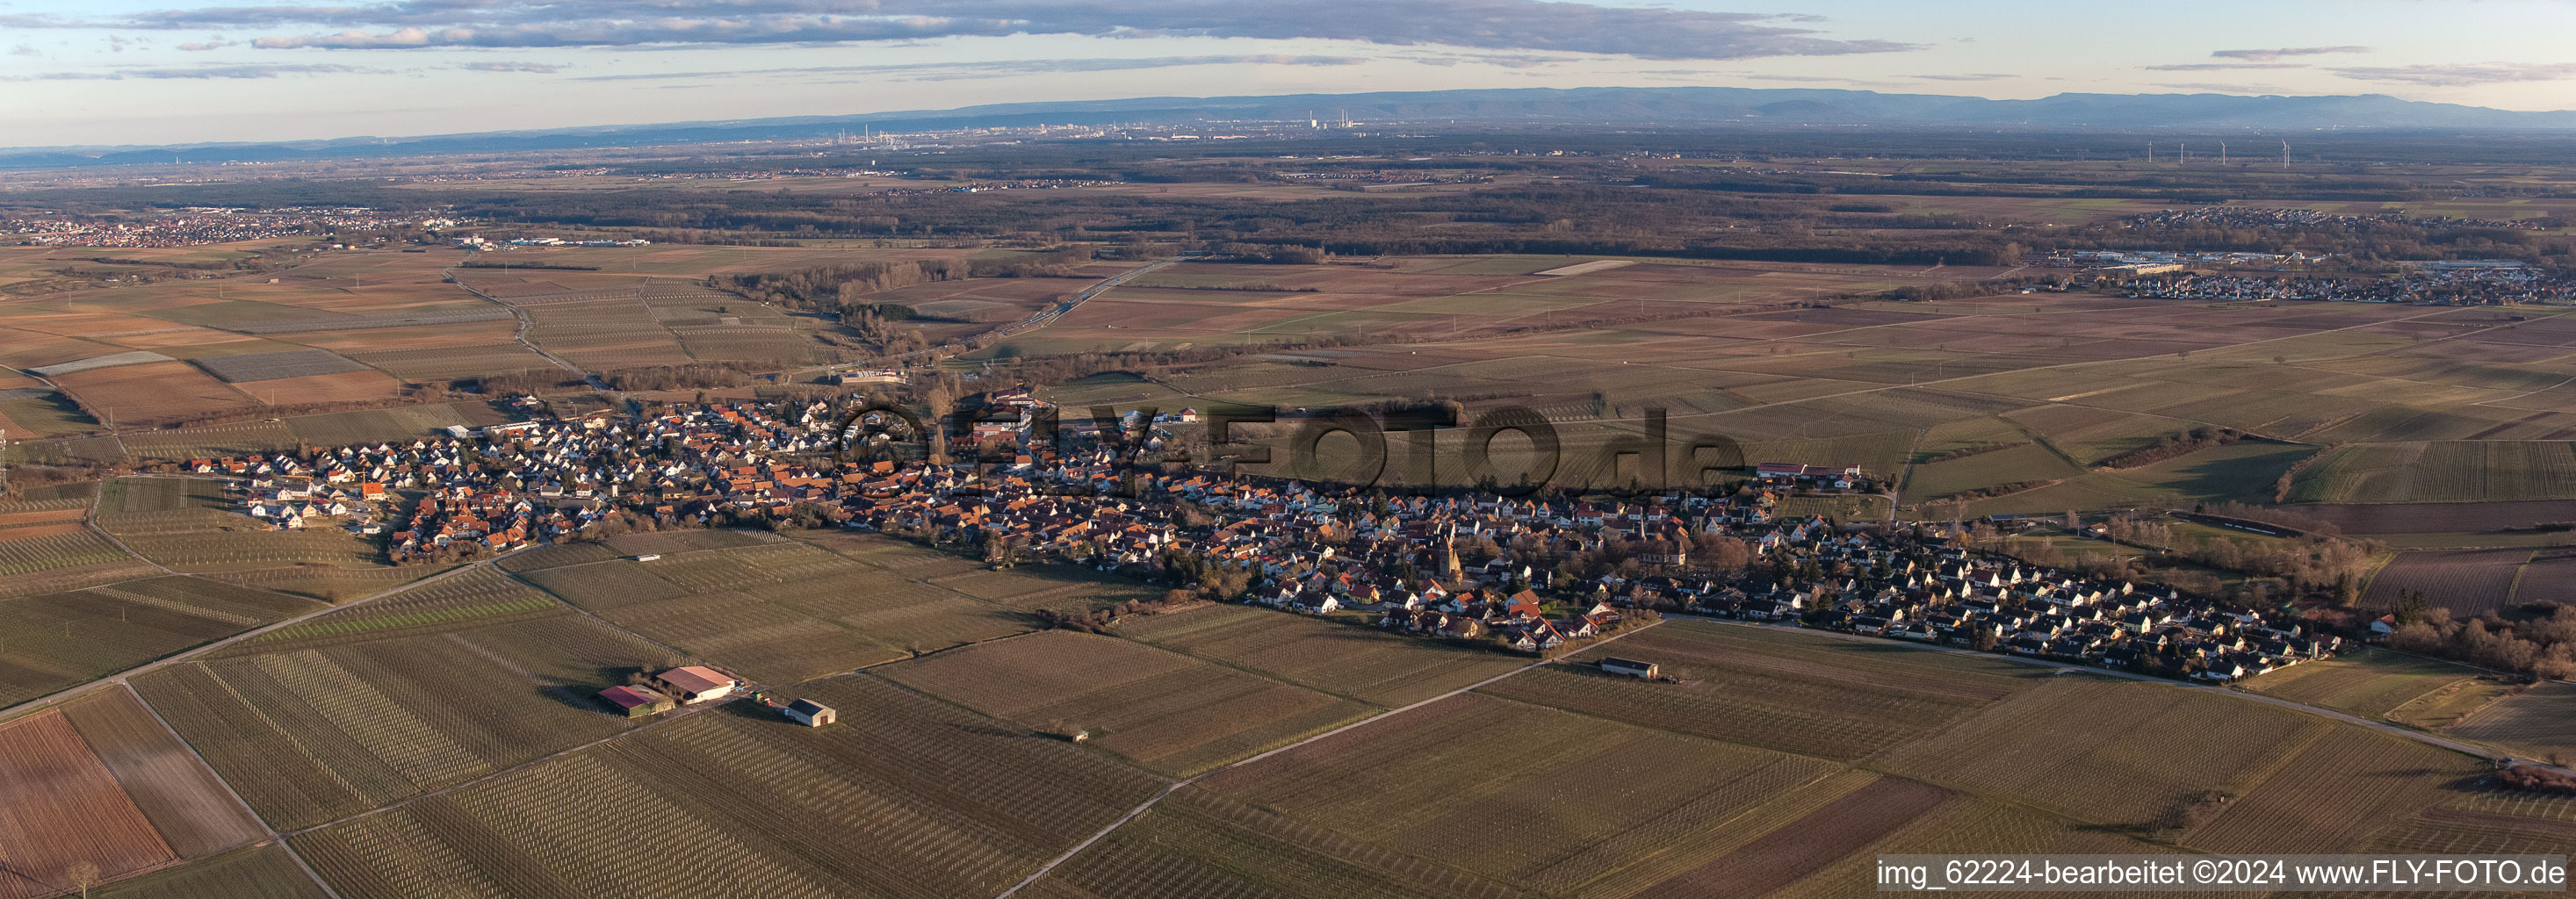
left=651, top=666, right=738, bottom=704
left=596, top=685, right=674, bottom=718
left=784, top=699, right=836, bottom=727
left=1599, top=658, right=1661, bottom=680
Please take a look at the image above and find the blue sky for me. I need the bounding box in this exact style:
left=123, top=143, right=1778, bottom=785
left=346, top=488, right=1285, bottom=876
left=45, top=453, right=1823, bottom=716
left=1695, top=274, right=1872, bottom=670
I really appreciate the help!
left=5, top=0, right=2575, bottom=147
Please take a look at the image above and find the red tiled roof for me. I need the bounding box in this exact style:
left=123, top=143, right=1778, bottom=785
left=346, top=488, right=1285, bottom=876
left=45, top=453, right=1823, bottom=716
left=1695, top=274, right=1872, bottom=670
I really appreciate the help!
left=658, top=665, right=732, bottom=694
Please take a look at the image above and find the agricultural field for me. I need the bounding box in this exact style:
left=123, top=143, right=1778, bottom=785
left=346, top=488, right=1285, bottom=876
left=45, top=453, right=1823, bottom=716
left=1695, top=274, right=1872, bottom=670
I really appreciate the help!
left=1015, top=269, right=2576, bottom=514
left=51, top=360, right=256, bottom=425
left=2446, top=681, right=2576, bottom=765
left=225, top=565, right=559, bottom=652
left=135, top=608, right=682, bottom=831
left=0, top=574, right=323, bottom=707
left=96, top=845, right=330, bottom=899
left=974, top=257, right=1997, bottom=360
left=116, top=421, right=299, bottom=460
left=2239, top=647, right=2511, bottom=730
left=2295, top=498, right=2576, bottom=536
left=57, top=687, right=271, bottom=859
left=95, top=476, right=235, bottom=531
left=2361, top=548, right=2530, bottom=615
left=1193, top=691, right=1840, bottom=893
left=2183, top=725, right=2477, bottom=854
left=90, top=476, right=388, bottom=578
left=191, top=348, right=371, bottom=383
left=0, top=519, right=158, bottom=598
left=203, top=563, right=446, bottom=603
left=293, top=674, right=1168, bottom=899
left=1114, top=603, right=1527, bottom=706
left=0, top=708, right=180, bottom=899
left=519, top=535, right=1021, bottom=683
left=1872, top=674, right=2483, bottom=852
left=280, top=400, right=513, bottom=447
left=2294, top=441, right=2576, bottom=503
left=876, top=629, right=1375, bottom=776
left=1480, top=620, right=2046, bottom=759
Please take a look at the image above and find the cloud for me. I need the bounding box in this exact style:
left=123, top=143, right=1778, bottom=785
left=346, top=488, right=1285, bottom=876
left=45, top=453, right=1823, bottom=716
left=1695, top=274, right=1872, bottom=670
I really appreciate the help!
left=4, top=61, right=387, bottom=79
left=2140, top=62, right=2305, bottom=71
left=2327, top=61, right=2576, bottom=87
left=453, top=60, right=561, bottom=72
left=1393, top=50, right=1575, bottom=68
left=177, top=38, right=233, bottom=50
left=1910, top=72, right=2010, bottom=82
left=577, top=54, right=1367, bottom=83
left=85, top=0, right=1914, bottom=60
left=2211, top=46, right=2367, bottom=61
left=5, top=43, right=36, bottom=56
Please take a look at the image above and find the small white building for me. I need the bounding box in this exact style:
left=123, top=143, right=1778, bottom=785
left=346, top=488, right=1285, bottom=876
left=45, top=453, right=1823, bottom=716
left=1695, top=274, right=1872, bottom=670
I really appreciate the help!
left=784, top=699, right=836, bottom=727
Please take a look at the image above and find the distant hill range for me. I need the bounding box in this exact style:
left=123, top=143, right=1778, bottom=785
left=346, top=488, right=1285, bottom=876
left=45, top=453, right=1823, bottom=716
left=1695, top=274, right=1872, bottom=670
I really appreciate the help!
left=10, top=86, right=2576, bottom=168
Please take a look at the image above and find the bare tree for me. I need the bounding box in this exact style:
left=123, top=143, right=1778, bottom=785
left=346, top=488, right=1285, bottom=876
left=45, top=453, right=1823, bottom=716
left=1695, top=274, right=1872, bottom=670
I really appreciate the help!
left=69, top=861, right=99, bottom=899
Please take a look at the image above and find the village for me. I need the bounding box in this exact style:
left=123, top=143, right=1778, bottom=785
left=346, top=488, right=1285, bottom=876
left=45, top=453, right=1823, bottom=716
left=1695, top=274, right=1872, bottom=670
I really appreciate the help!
left=191, top=390, right=2350, bottom=690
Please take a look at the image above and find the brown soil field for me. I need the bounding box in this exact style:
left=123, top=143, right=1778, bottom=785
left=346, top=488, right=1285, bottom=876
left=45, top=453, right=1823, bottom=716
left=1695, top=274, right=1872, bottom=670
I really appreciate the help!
left=0, top=328, right=121, bottom=370
left=60, top=687, right=267, bottom=859
left=0, top=709, right=177, bottom=899
left=0, top=521, right=93, bottom=540
left=2363, top=549, right=2529, bottom=614
left=0, top=508, right=91, bottom=527
left=50, top=361, right=253, bottom=423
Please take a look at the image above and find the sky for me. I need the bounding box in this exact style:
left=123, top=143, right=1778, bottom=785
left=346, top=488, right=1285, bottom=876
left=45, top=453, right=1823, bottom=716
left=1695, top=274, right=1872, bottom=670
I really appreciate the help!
left=5, top=0, right=2576, bottom=147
